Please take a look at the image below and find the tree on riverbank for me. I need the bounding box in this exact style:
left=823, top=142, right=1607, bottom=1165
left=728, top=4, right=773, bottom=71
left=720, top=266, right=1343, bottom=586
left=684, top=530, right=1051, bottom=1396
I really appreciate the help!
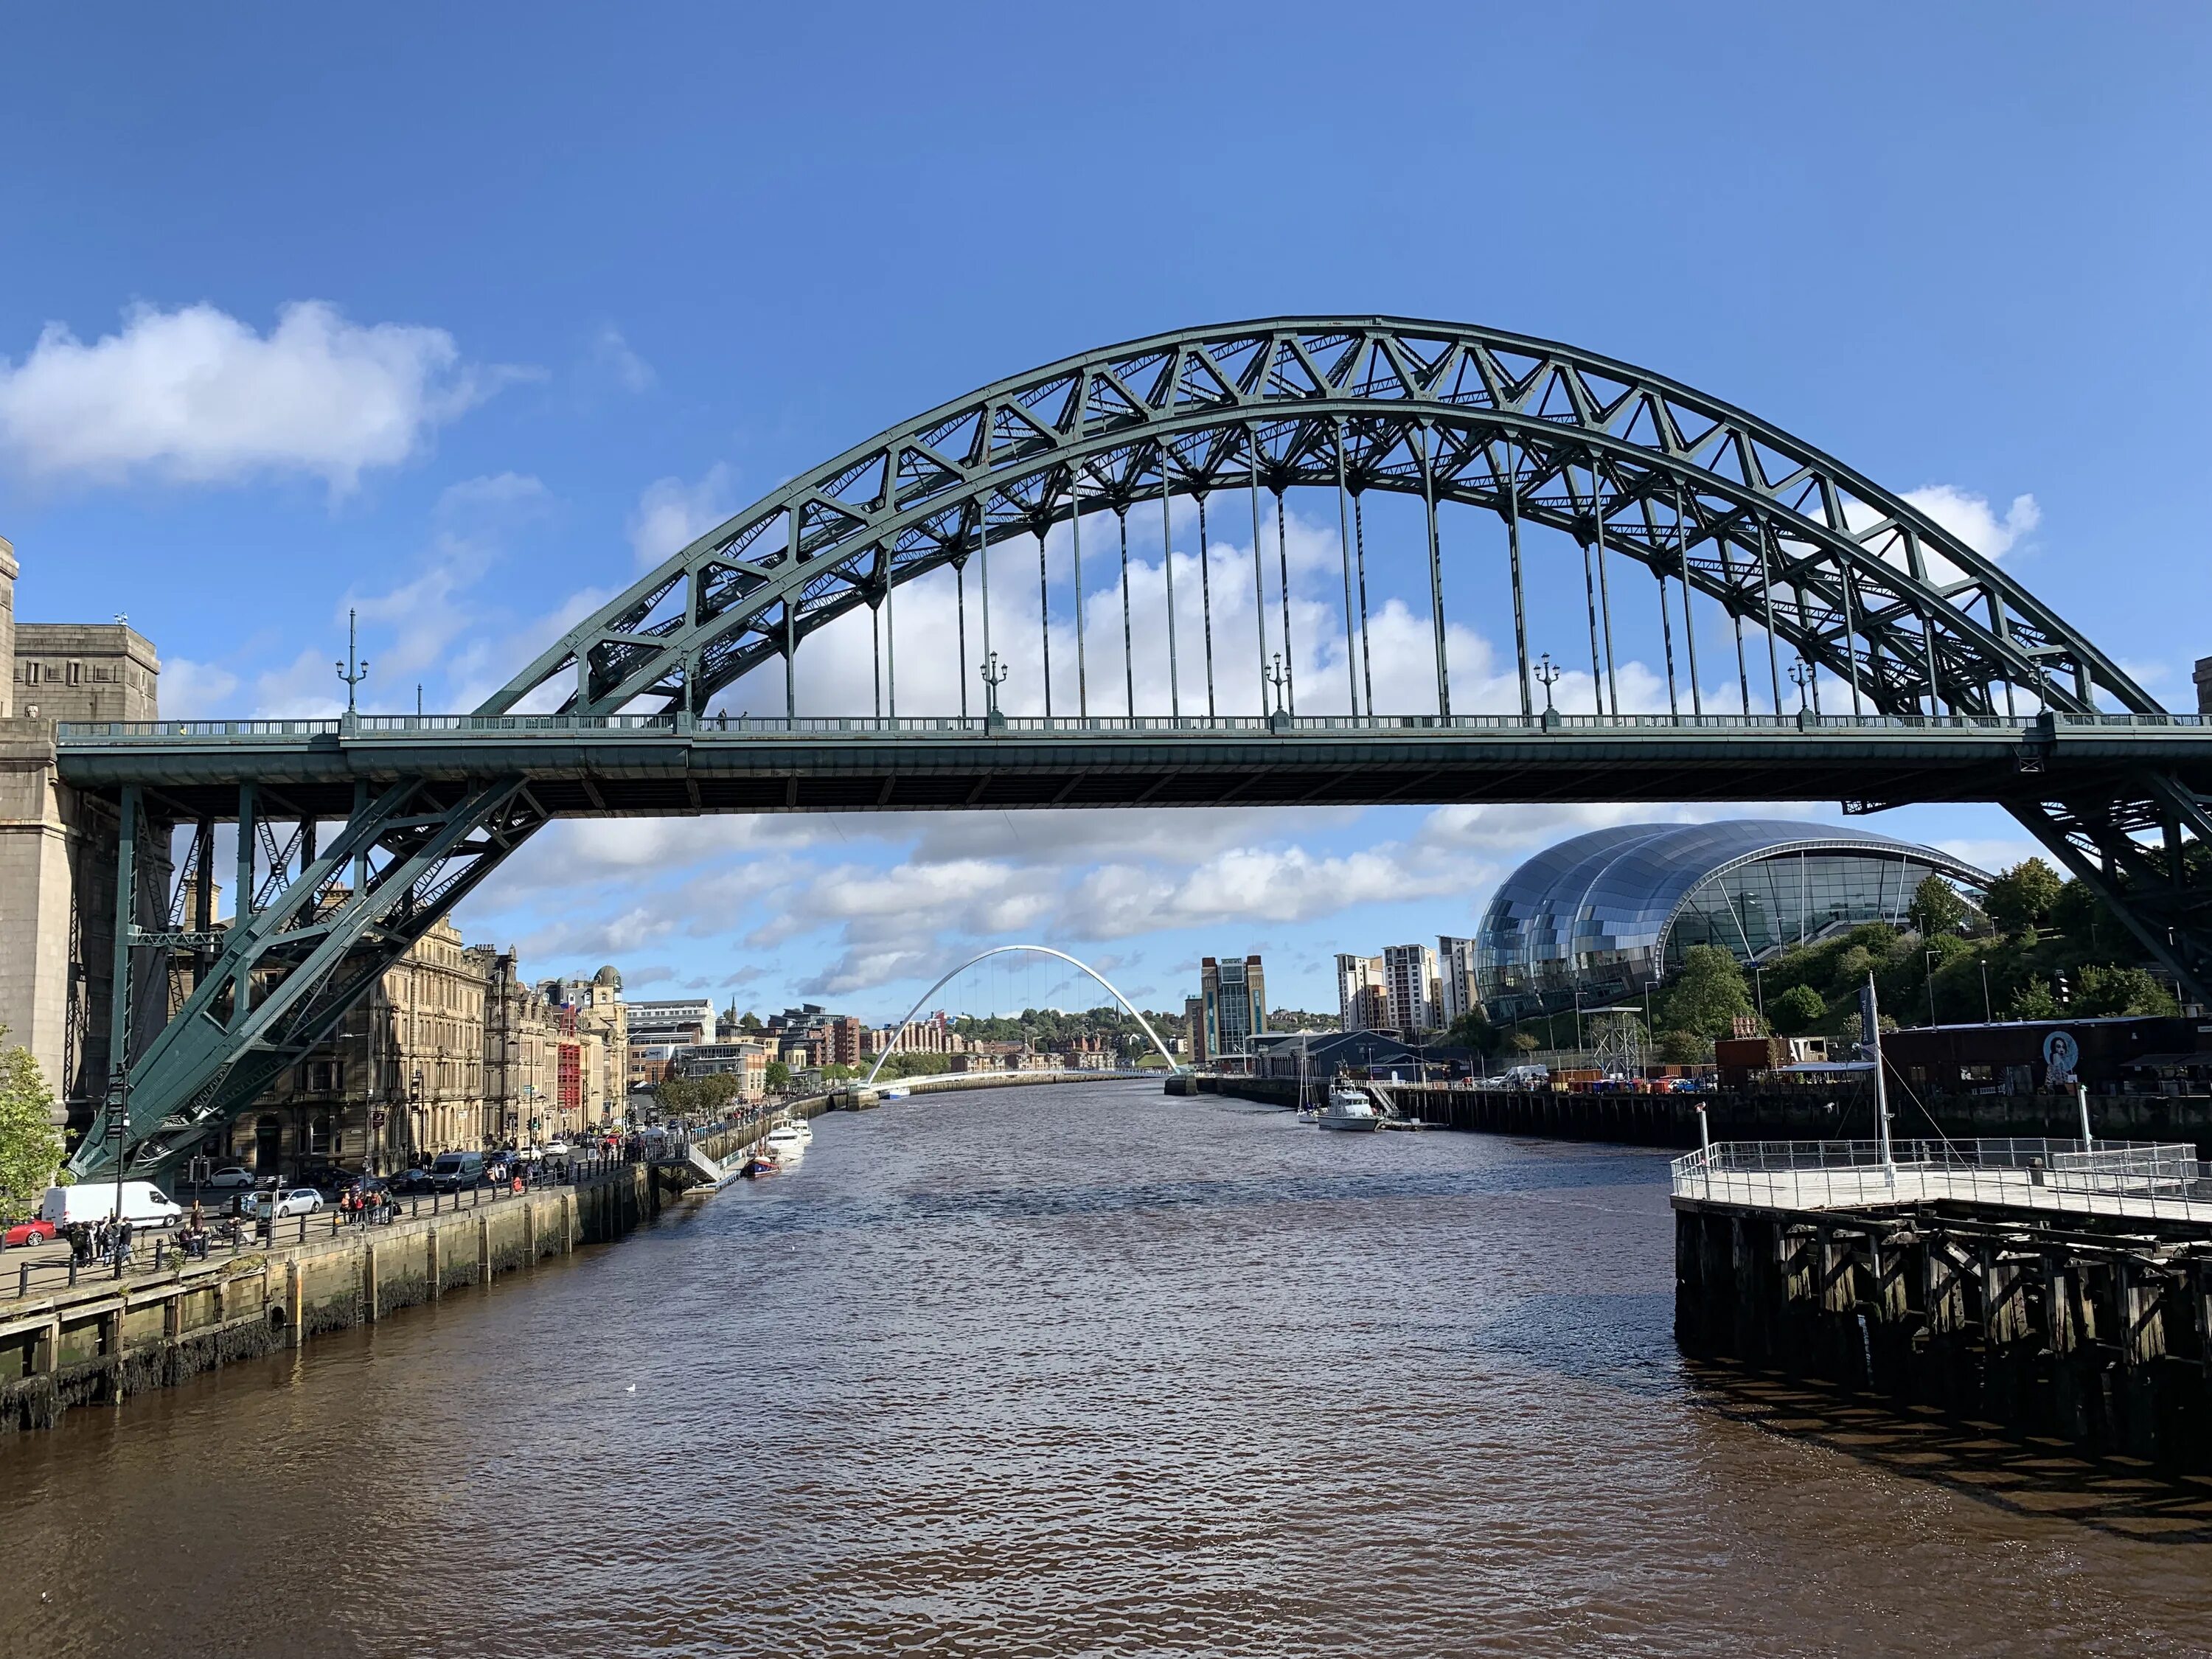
left=0, top=1032, right=61, bottom=1217
left=1648, top=858, right=2177, bottom=1045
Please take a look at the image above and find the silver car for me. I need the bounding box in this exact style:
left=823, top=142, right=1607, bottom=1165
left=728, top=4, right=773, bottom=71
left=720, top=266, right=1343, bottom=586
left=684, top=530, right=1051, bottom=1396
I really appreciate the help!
left=246, top=1188, right=324, bottom=1220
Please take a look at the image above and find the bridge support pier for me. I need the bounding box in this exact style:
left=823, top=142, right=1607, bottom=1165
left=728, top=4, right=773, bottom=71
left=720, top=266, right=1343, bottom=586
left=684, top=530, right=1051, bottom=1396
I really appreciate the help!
left=1677, top=1195, right=2212, bottom=1470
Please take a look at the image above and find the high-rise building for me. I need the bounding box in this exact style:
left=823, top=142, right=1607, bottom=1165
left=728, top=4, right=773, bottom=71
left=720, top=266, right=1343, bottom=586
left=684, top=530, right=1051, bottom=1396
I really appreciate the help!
left=1436, top=936, right=1480, bottom=1026
left=1382, top=944, right=1441, bottom=1034
left=1197, top=956, right=1267, bottom=1062
left=1335, top=953, right=1385, bottom=1032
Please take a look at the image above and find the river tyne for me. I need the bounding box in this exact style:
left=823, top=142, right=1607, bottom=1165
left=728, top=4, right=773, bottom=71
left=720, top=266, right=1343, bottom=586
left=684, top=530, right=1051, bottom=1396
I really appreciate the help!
left=6, top=1082, right=2212, bottom=1658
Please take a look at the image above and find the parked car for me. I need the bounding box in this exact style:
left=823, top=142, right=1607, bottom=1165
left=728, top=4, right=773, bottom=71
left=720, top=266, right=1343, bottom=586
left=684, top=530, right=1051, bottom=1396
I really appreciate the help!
left=245, top=1188, right=324, bottom=1220
left=2, top=1218, right=58, bottom=1249
left=386, top=1168, right=434, bottom=1195
left=539, top=1141, right=573, bottom=1159
left=201, top=1166, right=257, bottom=1190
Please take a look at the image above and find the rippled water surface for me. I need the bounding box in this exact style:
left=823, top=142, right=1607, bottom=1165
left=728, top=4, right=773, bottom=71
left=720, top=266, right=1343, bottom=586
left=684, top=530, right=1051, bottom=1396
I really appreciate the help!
left=7, top=1082, right=2212, bottom=1658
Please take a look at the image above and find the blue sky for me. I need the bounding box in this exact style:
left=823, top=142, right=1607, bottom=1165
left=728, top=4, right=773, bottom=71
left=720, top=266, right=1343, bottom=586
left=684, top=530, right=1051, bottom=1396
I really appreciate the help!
left=4, top=4, right=2208, bottom=1018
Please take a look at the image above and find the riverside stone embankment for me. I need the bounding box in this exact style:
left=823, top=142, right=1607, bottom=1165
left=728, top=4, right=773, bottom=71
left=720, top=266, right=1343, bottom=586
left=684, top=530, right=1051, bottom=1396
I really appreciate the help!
left=1187, top=1074, right=2212, bottom=1156
left=0, top=1098, right=842, bottom=1437
left=0, top=1166, right=654, bottom=1435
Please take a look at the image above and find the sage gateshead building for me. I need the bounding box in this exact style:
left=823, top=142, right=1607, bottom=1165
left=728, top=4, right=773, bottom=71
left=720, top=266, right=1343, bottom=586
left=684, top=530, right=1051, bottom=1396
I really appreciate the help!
left=1473, top=821, right=1989, bottom=1019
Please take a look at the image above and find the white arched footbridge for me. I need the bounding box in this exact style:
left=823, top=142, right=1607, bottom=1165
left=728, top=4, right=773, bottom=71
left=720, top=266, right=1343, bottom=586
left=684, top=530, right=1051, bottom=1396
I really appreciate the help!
left=862, top=945, right=1183, bottom=1086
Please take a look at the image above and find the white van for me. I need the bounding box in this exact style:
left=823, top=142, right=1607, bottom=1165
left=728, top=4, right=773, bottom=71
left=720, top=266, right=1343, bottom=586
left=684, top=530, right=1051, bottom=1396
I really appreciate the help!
left=41, top=1181, right=185, bottom=1230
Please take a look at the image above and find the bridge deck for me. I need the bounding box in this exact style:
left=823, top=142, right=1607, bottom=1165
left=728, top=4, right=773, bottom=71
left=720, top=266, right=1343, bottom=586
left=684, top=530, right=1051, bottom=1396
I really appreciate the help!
left=50, top=711, right=2212, bottom=817
left=1672, top=1138, right=2212, bottom=1227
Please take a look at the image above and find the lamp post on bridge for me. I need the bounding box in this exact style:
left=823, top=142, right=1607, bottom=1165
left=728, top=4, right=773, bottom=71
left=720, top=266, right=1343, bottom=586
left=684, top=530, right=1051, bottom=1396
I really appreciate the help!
left=1535, top=654, right=1562, bottom=730
left=1265, top=654, right=1291, bottom=731
left=981, top=651, right=1009, bottom=731
left=335, top=608, right=369, bottom=714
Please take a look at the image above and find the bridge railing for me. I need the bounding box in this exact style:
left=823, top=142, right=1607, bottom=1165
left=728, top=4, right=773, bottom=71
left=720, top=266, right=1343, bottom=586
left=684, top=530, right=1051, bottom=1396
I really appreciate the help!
left=1672, top=1136, right=2212, bottom=1219
left=53, top=710, right=2212, bottom=743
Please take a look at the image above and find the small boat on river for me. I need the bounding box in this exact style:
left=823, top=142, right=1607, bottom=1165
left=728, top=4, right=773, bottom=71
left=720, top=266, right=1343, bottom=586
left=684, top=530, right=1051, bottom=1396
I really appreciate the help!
left=765, top=1122, right=809, bottom=1155
left=1315, top=1080, right=1383, bottom=1133
left=740, top=1156, right=779, bottom=1178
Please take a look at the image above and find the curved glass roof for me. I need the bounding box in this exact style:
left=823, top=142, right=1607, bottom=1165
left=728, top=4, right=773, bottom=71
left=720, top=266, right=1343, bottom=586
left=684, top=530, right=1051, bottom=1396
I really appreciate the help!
left=1475, top=819, right=1991, bottom=1004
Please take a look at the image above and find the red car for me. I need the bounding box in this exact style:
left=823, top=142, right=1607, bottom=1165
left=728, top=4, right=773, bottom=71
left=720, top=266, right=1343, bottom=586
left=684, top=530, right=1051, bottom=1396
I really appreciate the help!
left=2, top=1218, right=58, bottom=1249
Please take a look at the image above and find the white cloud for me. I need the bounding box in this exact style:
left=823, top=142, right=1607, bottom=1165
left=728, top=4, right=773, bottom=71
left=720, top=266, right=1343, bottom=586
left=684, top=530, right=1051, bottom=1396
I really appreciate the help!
left=158, top=657, right=240, bottom=719
left=1927, top=838, right=2038, bottom=879
left=591, top=327, right=655, bottom=394
left=1904, top=484, right=2039, bottom=561
left=630, top=465, right=735, bottom=568
left=351, top=473, right=552, bottom=690
left=0, top=300, right=510, bottom=491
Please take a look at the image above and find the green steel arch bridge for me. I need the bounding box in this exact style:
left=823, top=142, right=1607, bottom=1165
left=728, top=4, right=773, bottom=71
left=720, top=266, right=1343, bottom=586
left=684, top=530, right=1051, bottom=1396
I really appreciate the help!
left=62, top=316, right=2212, bottom=1179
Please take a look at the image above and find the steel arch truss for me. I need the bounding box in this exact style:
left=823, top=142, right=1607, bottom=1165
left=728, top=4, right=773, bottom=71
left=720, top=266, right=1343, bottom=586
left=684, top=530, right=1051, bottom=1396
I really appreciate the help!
left=860, top=944, right=1183, bottom=1085
left=74, top=776, right=546, bottom=1180
left=479, top=316, right=2205, bottom=1001
left=487, top=316, right=2152, bottom=724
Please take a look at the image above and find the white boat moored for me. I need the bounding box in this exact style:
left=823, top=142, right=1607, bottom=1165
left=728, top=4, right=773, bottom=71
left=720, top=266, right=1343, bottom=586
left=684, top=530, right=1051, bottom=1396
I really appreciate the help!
left=1315, top=1081, right=1383, bottom=1133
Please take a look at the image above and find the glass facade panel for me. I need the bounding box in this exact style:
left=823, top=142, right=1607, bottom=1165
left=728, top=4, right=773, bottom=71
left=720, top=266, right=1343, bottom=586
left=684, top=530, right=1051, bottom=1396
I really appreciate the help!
left=1473, top=821, right=1989, bottom=1016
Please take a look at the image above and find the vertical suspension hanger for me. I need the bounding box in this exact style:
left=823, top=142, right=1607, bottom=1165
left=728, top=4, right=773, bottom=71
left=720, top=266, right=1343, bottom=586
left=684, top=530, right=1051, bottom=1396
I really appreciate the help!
left=955, top=557, right=970, bottom=722
left=1118, top=504, right=1135, bottom=717
left=1069, top=462, right=1088, bottom=720
left=1720, top=535, right=1751, bottom=716
left=978, top=487, right=995, bottom=703
left=1592, top=454, right=1618, bottom=717
left=1352, top=486, right=1374, bottom=723
left=1420, top=420, right=1450, bottom=720
left=1506, top=435, right=1531, bottom=722
left=1675, top=480, right=1702, bottom=719
left=784, top=596, right=798, bottom=722
left=1658, top=526, right=1680, bottom=724
left=1334, top=416, right=1360, bottom=721
left=1841, top=556, right=1864, bottom=717
left=1197, top=489, right=1217, bottom=720
left=1275, top=481, right=1295, bottom=715
left=1248, top=426, right=1269, bottom=714
left=883, top=544, right=897, bottom=720
left=1754, top=509, right=1784, bottom=717
left=1159, top=437, right=1180, bottom=721
left=1581, top=521, right=1604, bottom=718
left=1034, top=520, right=1052, bottom=720
left=1791, top=581, right=1820, bottom=717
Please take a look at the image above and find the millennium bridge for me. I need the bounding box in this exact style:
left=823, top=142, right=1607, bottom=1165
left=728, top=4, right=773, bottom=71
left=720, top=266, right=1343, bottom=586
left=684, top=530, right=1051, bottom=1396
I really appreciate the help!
left=61, top=315, right=2212, bottom=1180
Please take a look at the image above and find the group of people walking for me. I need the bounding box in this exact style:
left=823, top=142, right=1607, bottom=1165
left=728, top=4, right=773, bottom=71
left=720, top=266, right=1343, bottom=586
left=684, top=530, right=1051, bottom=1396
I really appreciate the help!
left=64, top=1216, right=135, bottom=1268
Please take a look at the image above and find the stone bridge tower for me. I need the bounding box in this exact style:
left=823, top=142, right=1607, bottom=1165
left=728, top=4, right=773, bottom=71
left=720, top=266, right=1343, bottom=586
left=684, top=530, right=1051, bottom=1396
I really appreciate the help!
left=0, top=535, right=165, bottom=1135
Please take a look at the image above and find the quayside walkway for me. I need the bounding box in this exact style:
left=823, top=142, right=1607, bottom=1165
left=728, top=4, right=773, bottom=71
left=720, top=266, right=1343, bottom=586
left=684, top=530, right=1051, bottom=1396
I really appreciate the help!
left=1672, top=1137, right=2212, bottom=1227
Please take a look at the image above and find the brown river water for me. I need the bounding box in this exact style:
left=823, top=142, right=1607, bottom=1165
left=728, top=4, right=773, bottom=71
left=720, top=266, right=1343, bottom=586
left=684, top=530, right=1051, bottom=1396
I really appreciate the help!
left=5, top=1081, right=2212, bottom=1658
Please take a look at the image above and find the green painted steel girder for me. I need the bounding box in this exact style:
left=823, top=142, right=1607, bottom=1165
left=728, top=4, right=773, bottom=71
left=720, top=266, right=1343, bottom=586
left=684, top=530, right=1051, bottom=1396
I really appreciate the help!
left=481, top=316, right=2154, bottom=723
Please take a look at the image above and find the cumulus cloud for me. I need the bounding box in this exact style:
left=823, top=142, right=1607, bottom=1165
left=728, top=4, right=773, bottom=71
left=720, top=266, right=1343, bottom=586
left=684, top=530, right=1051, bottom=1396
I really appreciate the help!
left=1904, top=485, right=2039, bottom=560
left=591, top=327, right=655, bottom=394
left=0, top=300, right=512, bottom=491
left=157, top=657, right=241, bottom=719
left=630, top=465, right=735, bottom=568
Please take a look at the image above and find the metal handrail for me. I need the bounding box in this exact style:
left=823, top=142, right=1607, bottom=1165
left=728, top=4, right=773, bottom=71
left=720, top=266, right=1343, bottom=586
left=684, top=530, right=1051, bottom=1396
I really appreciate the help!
left=54, top=710, right=2212, bottom=743
left=1671, top=1137, right=2212, bottom=1218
